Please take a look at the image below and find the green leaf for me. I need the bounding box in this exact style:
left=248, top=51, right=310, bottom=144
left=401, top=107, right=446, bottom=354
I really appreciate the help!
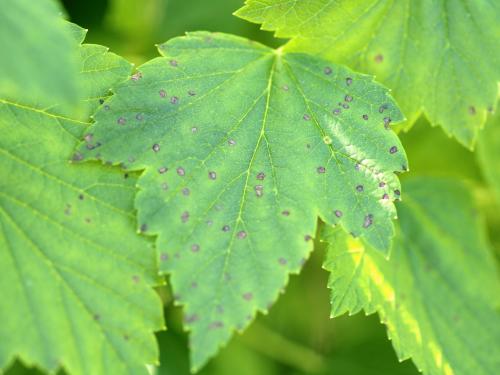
left=77, top=31, right=407, bottom=370
left=322, top=177, right=500, bottom=375
left=478, top=108, right=500, bottom=205
left=236, top=0, right=500, bottom=148
left=0, top=0, right=81, bottom=105
left=0, top=28, right=163, bottom=375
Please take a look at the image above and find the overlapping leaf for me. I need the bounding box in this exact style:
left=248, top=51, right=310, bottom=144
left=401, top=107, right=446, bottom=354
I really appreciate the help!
left=0, top=27, right=163, bottom=375
left=0, top=0, right=80, bottom=105
left=78, top=31, right=407, bottom=369
left=236, top=0, right=500, bottom=148
left=322, top=178, right=500, bottom=375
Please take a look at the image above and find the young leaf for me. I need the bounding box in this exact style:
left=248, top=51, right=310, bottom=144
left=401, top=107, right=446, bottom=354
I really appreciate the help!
left=77, top=31, right=407, bottom=370
left=236, top=0, right=500, bottom=148
left=0, top=0, right=81, bottom=105
left=322, top=177, right=500, bottom=375
left=478, top=109, right=500, bottom=205
left=0, top=28, right=163, bottom=375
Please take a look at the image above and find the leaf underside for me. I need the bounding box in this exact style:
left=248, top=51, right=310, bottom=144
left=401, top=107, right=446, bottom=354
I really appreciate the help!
left=78, top=31, right=407, bottom=370
left=322, top=177, right=500, bottom=375
left=0, top=27, right=163, bottom=375
left=0, top=0, right=81, bottom=106
left=236, top=0, right=500, bottom=148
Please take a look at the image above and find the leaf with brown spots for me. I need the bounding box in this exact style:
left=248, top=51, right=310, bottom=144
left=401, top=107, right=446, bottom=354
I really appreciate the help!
left=236, top=0, right=500, bottom=148
left=77, top=32, right=407, bottom=370
left=0, top=25, right=163, bottom=375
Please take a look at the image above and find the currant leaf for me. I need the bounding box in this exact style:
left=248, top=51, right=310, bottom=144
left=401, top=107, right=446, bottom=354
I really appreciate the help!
left=0, top=28, right=163, bottom=375
left=322, top=177, right=500, bottom=375
left=236, top=0, right=500, bottom=148
left=0, top=0, right=81, bottom=105
left=77, top=32, right=407, bottom=370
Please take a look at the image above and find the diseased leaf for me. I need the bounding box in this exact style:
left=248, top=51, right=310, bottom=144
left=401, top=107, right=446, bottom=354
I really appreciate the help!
left=478, top=109, right=500, bottom=205
left=236, top=0, right=500, bottom=148
left=77, top=32, right=407, bottom=370
left=322, top=177, right=500, bottom=375
left=0, top=0, right=81, bottom=105
left=0, top=28, right=163, bottom=375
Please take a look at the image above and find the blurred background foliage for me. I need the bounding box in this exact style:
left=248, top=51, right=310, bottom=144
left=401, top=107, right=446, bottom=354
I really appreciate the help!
left=6, top=0, right=499, bottom=374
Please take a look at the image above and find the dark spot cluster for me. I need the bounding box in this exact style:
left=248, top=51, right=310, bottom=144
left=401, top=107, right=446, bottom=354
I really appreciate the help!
left=363, top=214, right=373, bottom=228
left=209, top=321, right=224, bottom=330
left=242, top=292, right=253, bottom=301
left=131, top=72, right=142, bottom=81
left=254, top=185, right=263, bottom=197
left=379, top=104, right=388, bottom=113
left=394, top=189, right=401, bottom=198
left=184, top=314, right=199, bottom=323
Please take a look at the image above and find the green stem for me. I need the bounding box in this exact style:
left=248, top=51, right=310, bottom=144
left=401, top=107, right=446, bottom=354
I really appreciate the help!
left=238, top=321, right=326, bottom=373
